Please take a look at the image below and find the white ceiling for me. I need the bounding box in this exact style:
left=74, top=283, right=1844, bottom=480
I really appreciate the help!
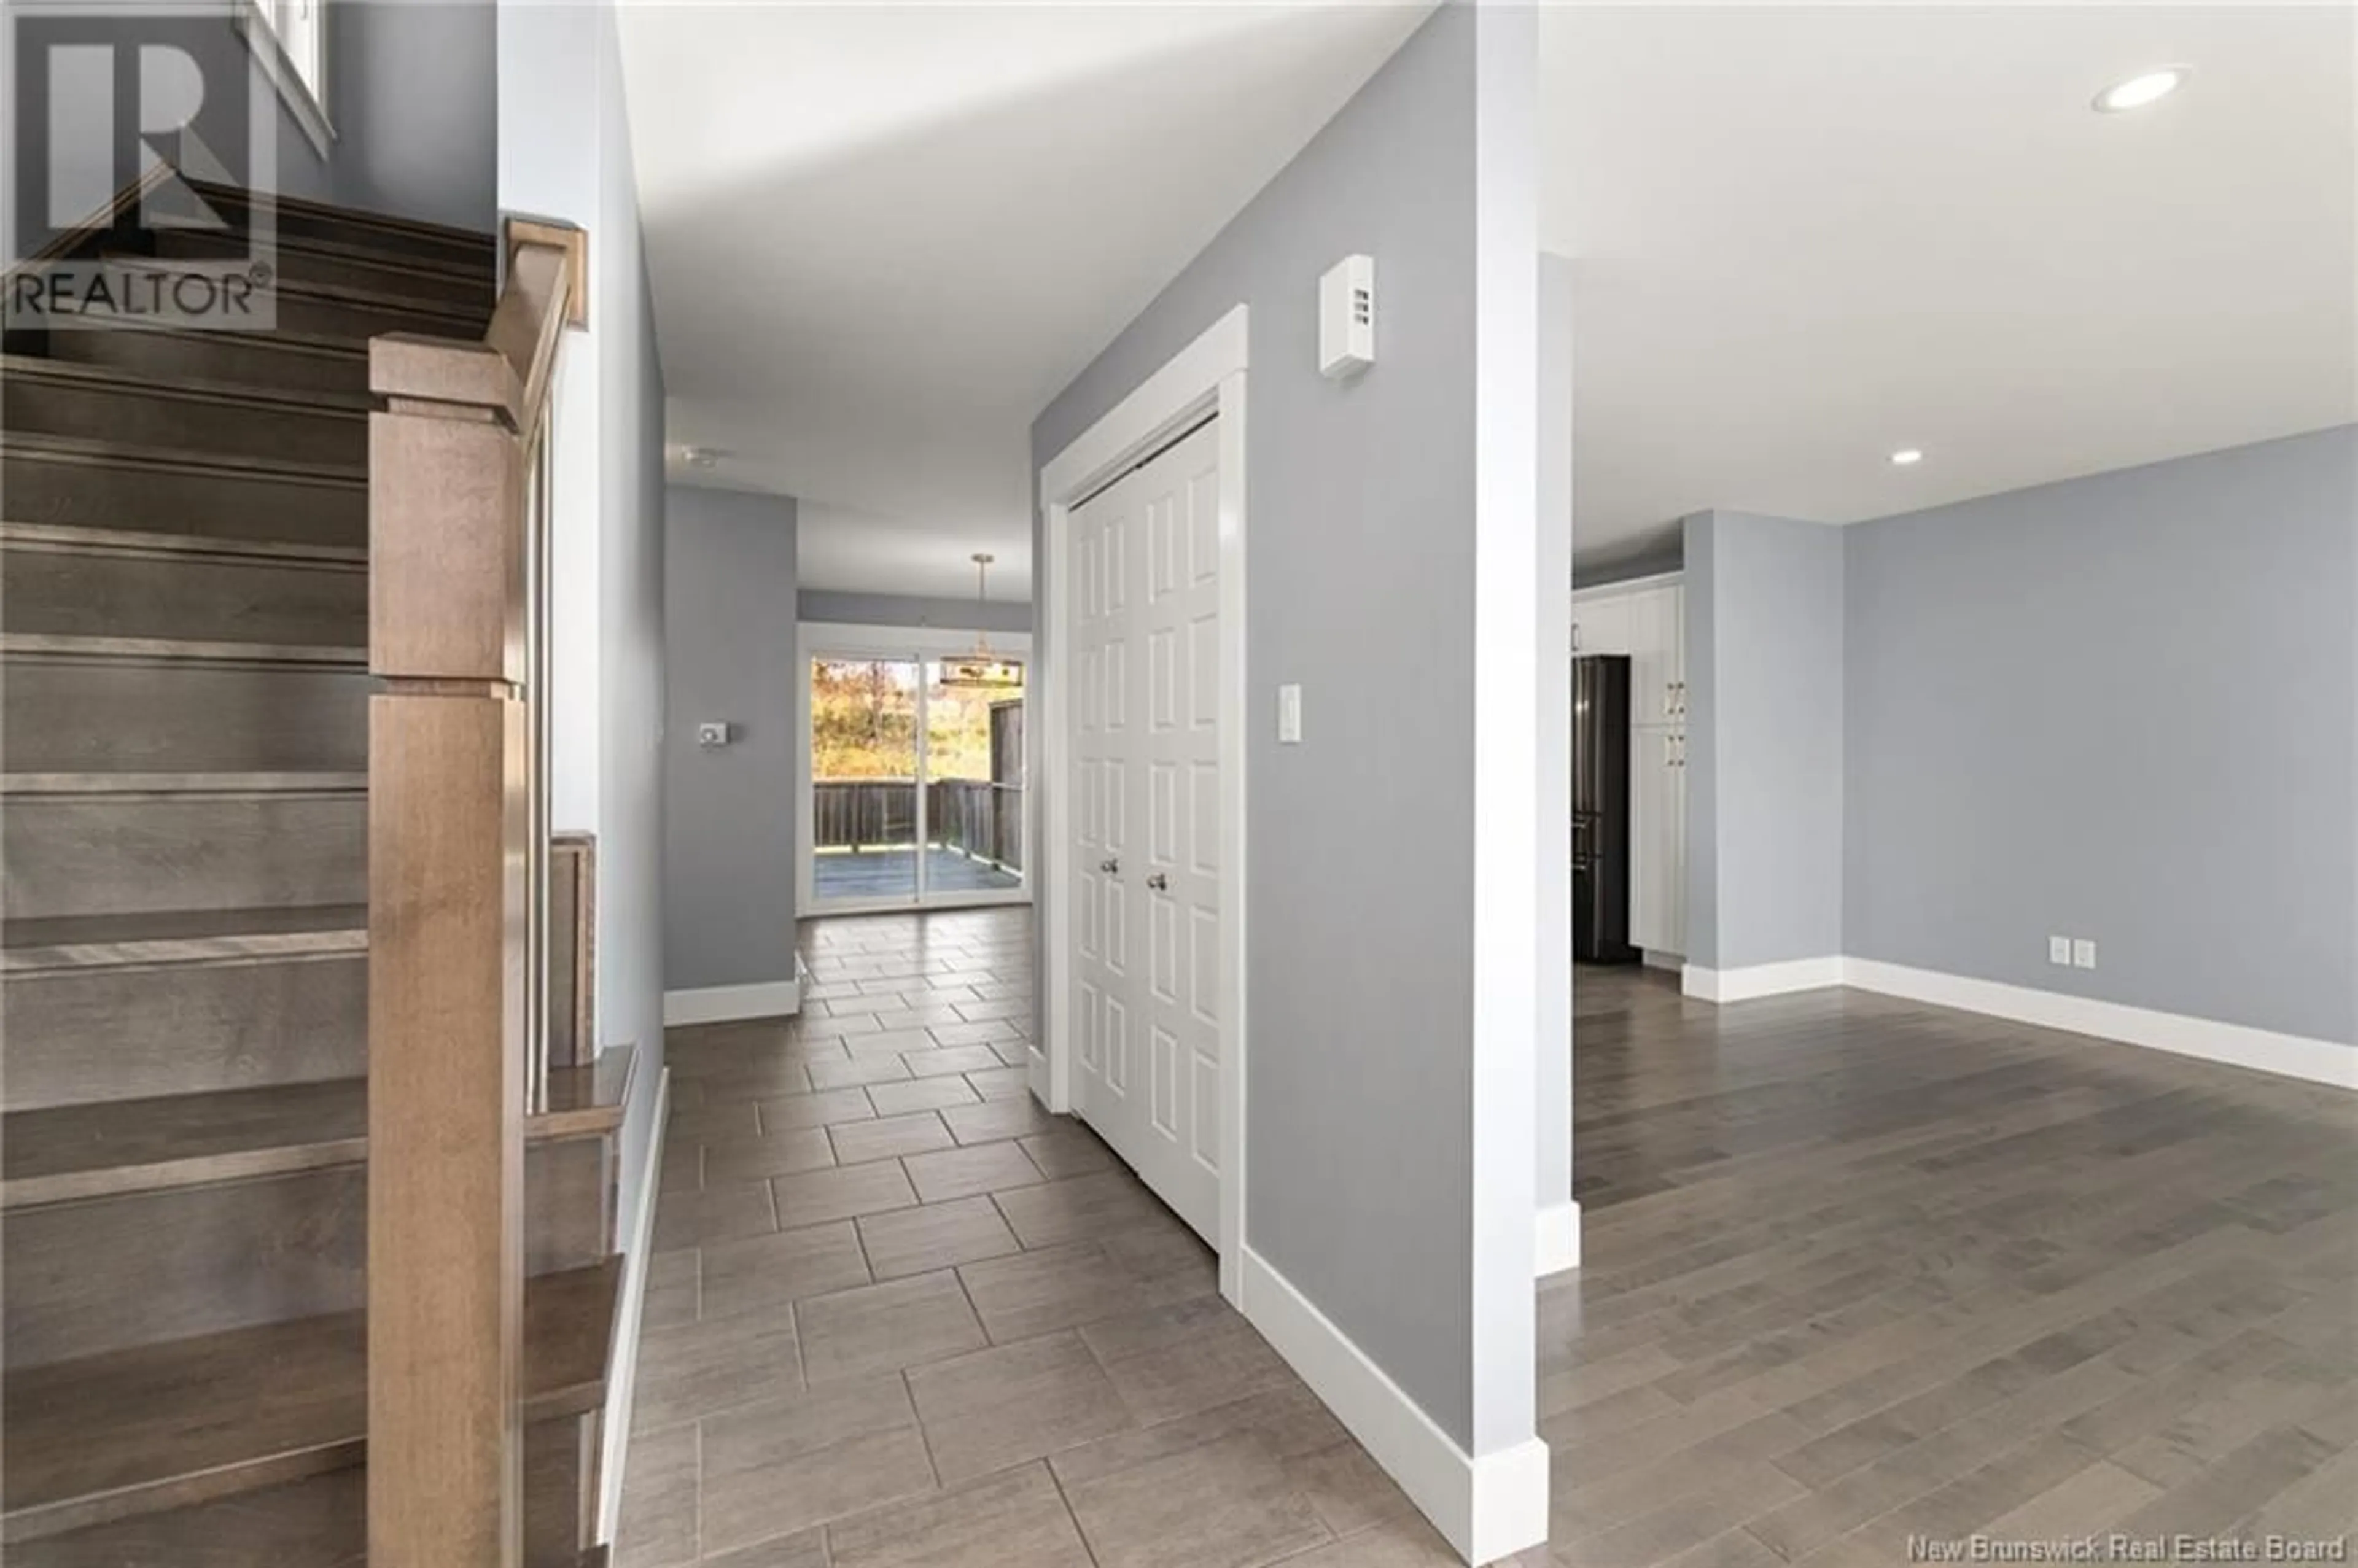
left=627, top=4, right=2357, bottom=593
left=620, top=2, right=1429, bottom=600
left=1548, top=4, right=2357, bottom=570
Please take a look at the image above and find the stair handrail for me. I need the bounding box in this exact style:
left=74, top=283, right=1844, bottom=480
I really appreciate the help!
left=364, top=218, right=586, bottom=1568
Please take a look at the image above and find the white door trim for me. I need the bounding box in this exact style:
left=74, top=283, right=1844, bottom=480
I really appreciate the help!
left=793, top=622, right=1035, bottom=917
left=1038, top=304, right=1248, bottom=1303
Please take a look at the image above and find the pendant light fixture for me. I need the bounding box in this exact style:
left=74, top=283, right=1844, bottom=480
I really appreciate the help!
left=937, top=553, right=1023, bottom=691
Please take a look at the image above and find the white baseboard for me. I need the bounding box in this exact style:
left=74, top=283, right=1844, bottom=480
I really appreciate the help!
left=597, top=1065, right=669, bottom=1542
left=1681, top=956, right=1845, bottom=1003
left=1842, top=958, right=2358, bottom=1091
left=662, top=977, right=800, bottom=1026
left=1535, top=1199, right=1581, bottom=1277
left=1237, top=1247, right=1548, bottom=1565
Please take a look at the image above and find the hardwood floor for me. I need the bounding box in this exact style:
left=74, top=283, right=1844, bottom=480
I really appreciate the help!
left=620, top=914, right=2354, bottom=1566
left=1551, top=963, right=2356, bottom=1567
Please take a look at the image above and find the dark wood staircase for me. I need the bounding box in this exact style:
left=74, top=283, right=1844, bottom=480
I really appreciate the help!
left=2, top=188, right=626, bottom=1565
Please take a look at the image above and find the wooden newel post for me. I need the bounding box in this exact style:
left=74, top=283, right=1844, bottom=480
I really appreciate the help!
left=367, top=233, right=579, bottom=1568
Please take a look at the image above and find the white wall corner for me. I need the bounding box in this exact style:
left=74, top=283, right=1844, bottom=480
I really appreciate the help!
left=1535, top=1199, right=1582, bottom=1278
left=1238, top=1248, right=1547, bottom=1566
left=597, top=1065, right=669, bottom=1540
left=661, top=977, right=802, bottom=1027
left=1680, top=957, right=1847, bottom=1004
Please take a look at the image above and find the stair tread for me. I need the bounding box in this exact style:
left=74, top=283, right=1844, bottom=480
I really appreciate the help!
left=540, top=1046, right=640, bottom=1143
left=173, top=227, right=496, bottom=284
left=5, top=1468, right=604, bottom=1568
left=39, top=318, right=371, bottom=360
left=95, top=253, right=491, bottom=326
left=184, top=178, right=497, bottom=256
left=0, top=632, right=367, bottom=666
left=2, top=1079, right=366, bottom=1208
left=0, top=1469, right=366, bottom=1567
left=1, top=904, right=367, bottom=974
left=1, top=1044, right=637, bottom=1208
left=1, top=632, right=366, bottom=669
left=0, top=429, right=367, bottom=486
left=1, top=771, right=368, bottom=796
left=0, top=353, right=373, bottom=416
left=0, top=519, right=367, bottom=565
left=1, top=1258, right=621, bottom=1540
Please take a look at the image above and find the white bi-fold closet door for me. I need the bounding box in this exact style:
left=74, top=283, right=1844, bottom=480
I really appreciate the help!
left=1068, top=416, right=1223, bottom=1246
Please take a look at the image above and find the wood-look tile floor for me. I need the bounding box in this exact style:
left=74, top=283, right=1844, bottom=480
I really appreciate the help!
left=617, top=907, right=1488, bottom=1568
left=619, top=911, right=2356, bottom=1567
left=1550, top=964, right=2356, bottom=1568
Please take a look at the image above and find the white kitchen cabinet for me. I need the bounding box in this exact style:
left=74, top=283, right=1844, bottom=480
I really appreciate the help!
left=1628, top=726, right=1686, bottom=957
left=1625, top=586, right=1685, bottom=728
left=1571, top=594, right=1632, bottom=656
left=1574, top=573, right=1687, bottom=958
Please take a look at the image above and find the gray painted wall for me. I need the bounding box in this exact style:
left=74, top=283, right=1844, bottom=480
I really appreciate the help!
left=1846, top=426, right=2358, bottom=1044
left=798, top=589, right=1031, bottom=635
left=667, top=489, right=801, bottom=993
left=499, top=0, right=671, bottom=1275
left=1, top=0, right=495, bottom=263
left=319, top=1, right=499, bottom=229
left=1684, top=510, right=1846, bottom=971
left=1033, top=4, right=1528, bottom=1451
left=596, top=4, right=669, bottom=1221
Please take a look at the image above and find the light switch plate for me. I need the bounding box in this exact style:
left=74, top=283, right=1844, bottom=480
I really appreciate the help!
left=2072, top=938, right=2097, bottom=970
left=1277, top=684, right=1302, bottom=744
left=697, top=722, right=731, bottom=748
left=2048, top=936, right=2072, bottom=966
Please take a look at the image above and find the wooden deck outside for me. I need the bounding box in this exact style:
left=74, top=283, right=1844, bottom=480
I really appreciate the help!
left=812, top=845, right=1022, bottom=900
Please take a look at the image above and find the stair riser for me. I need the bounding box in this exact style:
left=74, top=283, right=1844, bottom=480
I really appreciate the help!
left=1, top=541, right=366, bottom=645
left=2, top=376, right=367, bottom=466
left=254, top=290, right=488, bottom=342
left=527, top=1413, right=599, bottom=1566
left=150, top=231, right=495, bottom=311
left=2, top=955, right=366, bottom=1112
left=4, top=1146, right=606, bottom=1367
left=2, top=658, right=367, bottom=773
left=4, top=1166, right=365, bottom=1368
left=190, top=187, right=497, bottom=273
left=3, top=794, right=366, bottom=921
left=1, top=449, right=364, bottom=545
left=39, top=328, right=368, bottom=397
left=34, top=264, right=484, bottom=342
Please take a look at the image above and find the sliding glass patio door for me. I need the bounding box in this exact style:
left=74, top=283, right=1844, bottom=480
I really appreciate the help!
left=808, top=651, right=1027, bottom=910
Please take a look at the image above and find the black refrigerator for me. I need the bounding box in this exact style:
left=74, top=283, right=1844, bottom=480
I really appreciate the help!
left=1573, top=654, right=1636, bottom=964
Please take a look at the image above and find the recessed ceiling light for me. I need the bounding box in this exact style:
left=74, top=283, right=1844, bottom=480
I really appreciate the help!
left=2093, top=67, right=2189, bottom=114
left=1889, top=448, right=1924, bottom=467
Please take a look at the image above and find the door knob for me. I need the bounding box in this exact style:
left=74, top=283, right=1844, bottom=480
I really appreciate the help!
left=1146, top=872, right=1169, bottom=891
left=1100, top=857, right=1120, bottom=875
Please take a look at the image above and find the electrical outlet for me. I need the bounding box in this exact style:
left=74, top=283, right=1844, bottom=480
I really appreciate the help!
left=2072, top=938, right=2097, bottom=970
left=2048, top=936, right=2072, bottom=966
